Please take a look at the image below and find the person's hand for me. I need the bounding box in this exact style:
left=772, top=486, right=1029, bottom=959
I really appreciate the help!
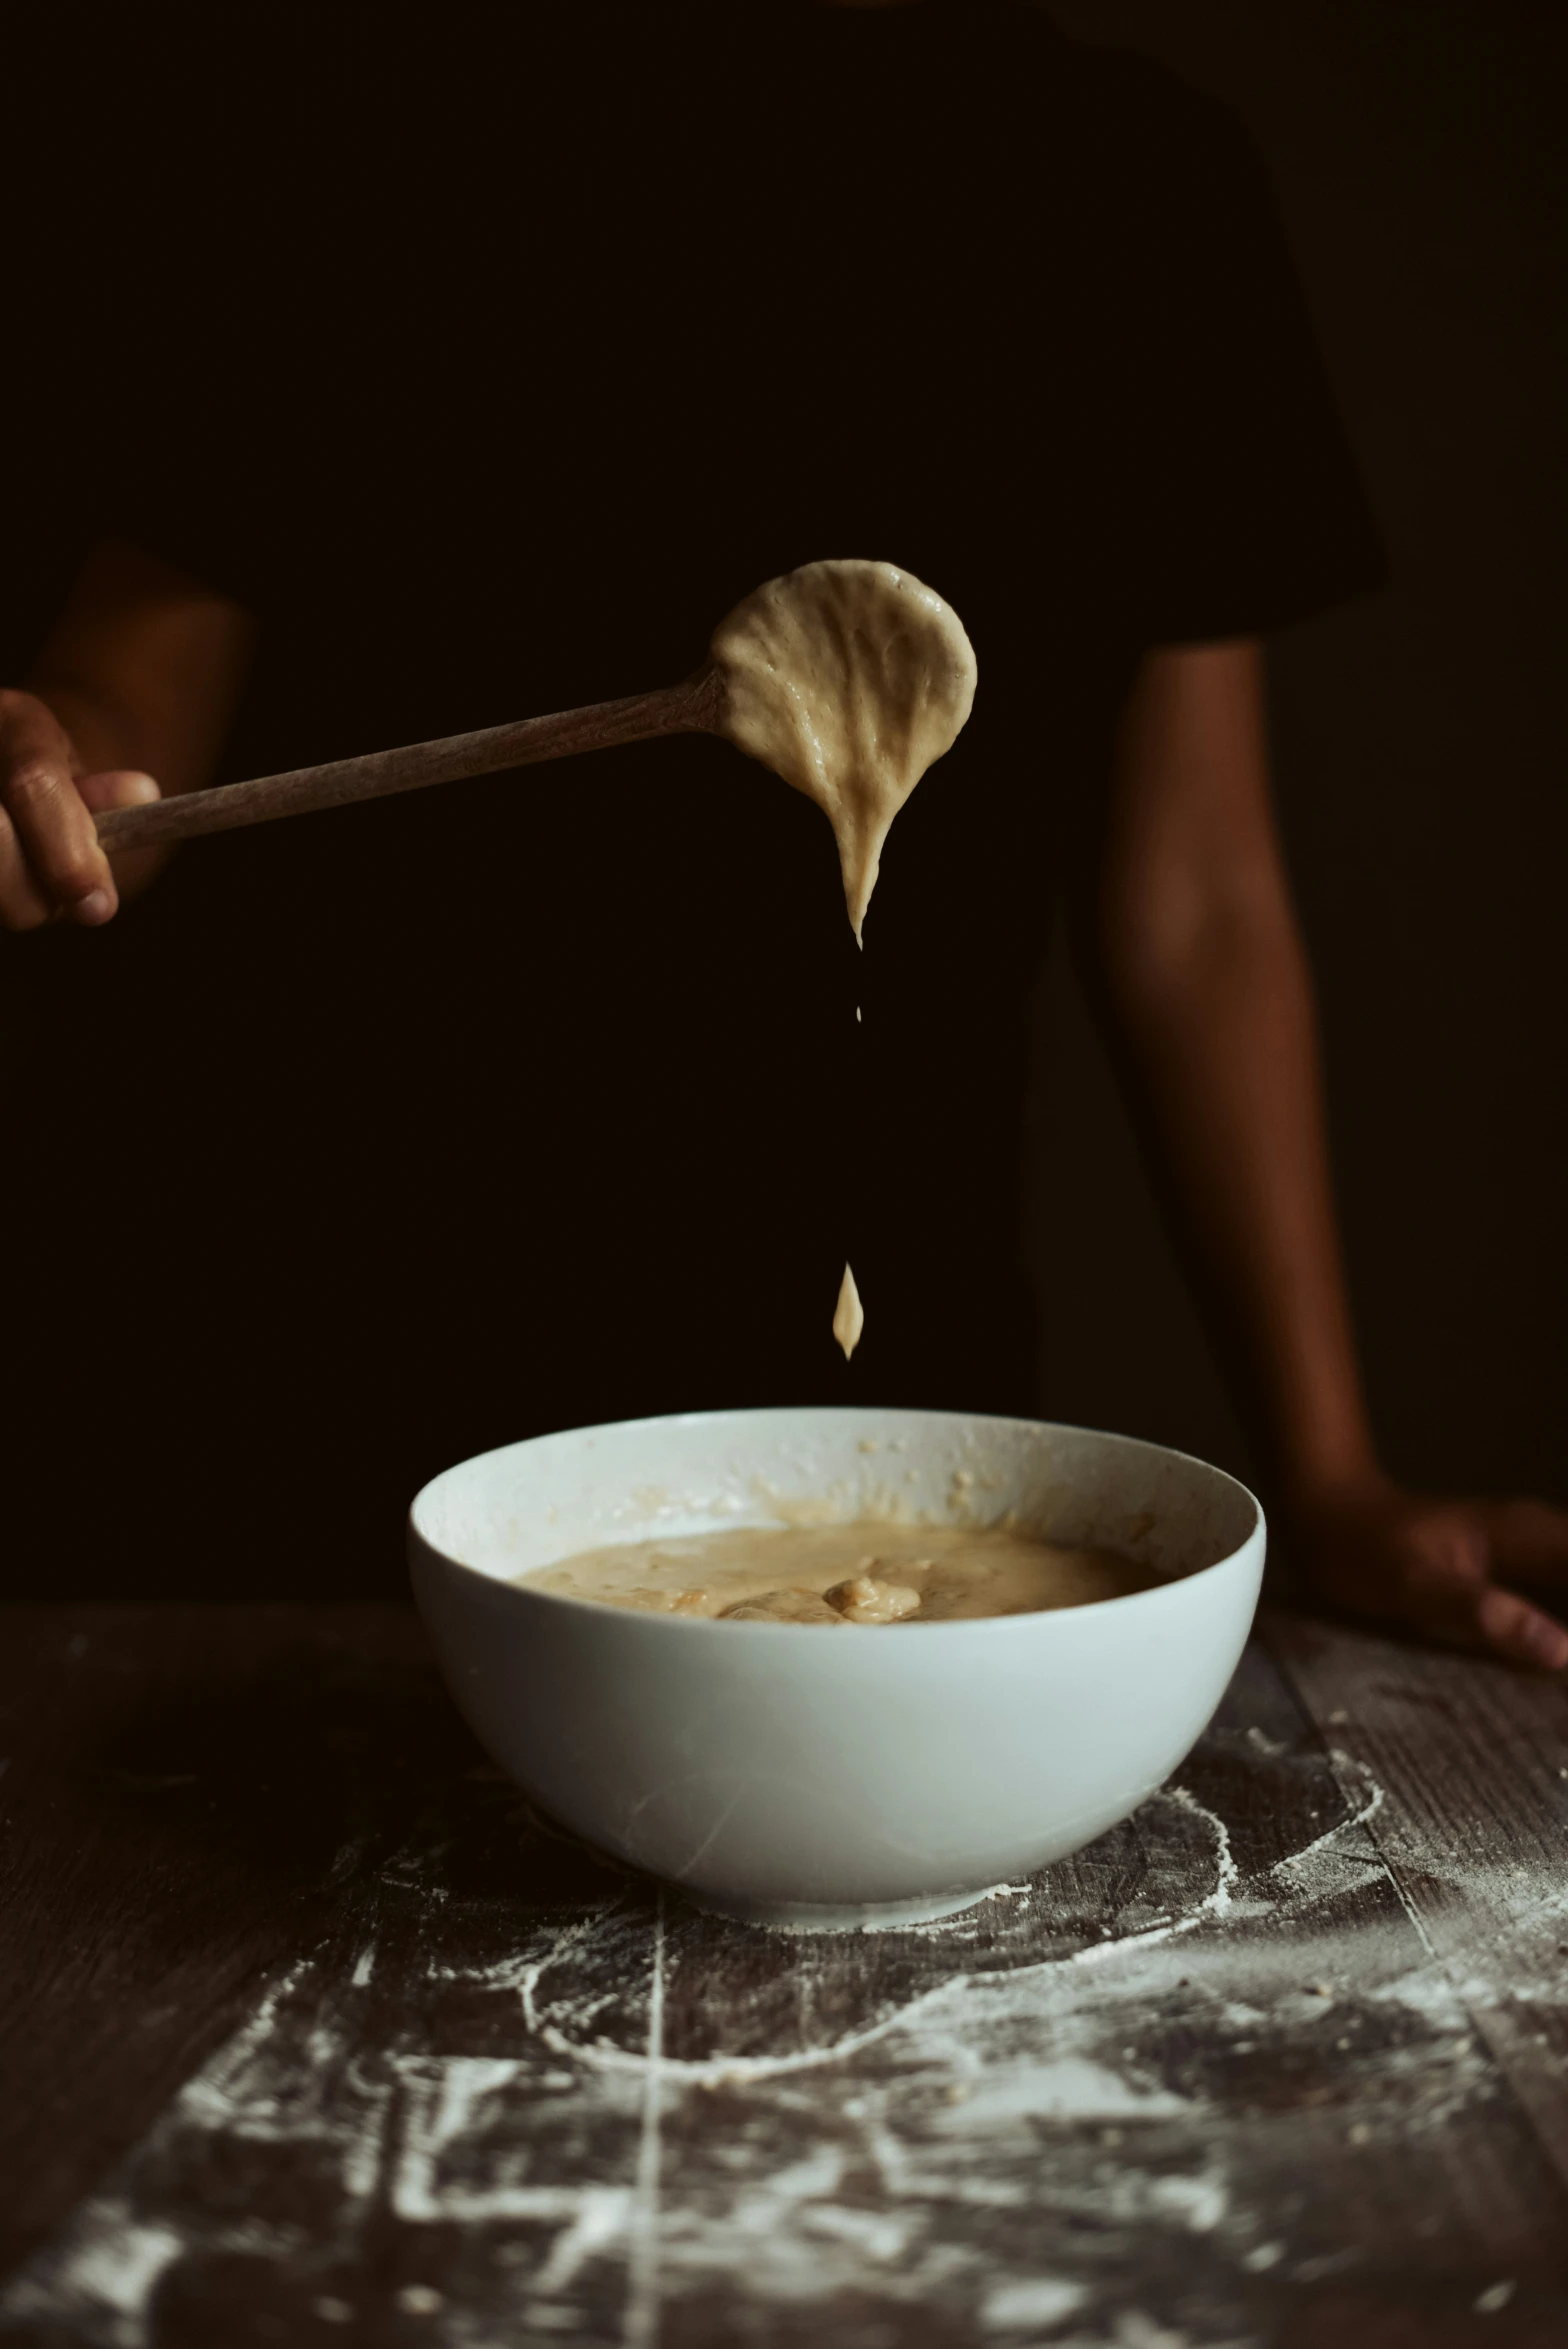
left=1290, top=1475, right=1568, bottom=1671
left=0, top=688, right=160, bottom=931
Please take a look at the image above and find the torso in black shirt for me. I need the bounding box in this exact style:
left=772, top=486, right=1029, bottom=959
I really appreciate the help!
left=4, top=3, right=1382, bottom=1592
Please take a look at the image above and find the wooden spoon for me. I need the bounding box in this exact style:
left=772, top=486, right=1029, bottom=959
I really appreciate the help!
left=91, top=560, right=977, bottom=945
left=92, top=667, right=728, bottom=855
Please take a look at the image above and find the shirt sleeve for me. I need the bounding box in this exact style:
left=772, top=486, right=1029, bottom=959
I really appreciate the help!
left=1117, top=85, right=1388, bottom=646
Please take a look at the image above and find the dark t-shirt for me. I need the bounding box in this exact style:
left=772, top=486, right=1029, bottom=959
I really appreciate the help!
left=4, top=3, right=1383, bottom=1593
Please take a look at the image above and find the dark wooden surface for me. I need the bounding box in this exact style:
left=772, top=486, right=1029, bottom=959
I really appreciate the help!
left=0, top=1607, right=1564, bottom=2347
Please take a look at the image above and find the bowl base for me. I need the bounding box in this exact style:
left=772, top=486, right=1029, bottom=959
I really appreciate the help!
left=687, top=1883, right=1002, bottom=1935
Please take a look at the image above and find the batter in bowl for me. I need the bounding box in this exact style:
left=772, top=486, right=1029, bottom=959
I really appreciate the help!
left=524, top=1519, right=1156, bottom=1623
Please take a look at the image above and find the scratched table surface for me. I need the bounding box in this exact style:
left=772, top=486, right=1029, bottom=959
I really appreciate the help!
left=0, top=1608, right=1565, bottom=2349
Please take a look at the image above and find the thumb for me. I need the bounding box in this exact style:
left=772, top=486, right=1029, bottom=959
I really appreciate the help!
left=76, top=770, right=161, bottom=815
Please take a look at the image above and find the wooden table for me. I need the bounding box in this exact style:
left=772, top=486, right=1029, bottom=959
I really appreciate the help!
left=1, top=1606, right=1564, bottom=2348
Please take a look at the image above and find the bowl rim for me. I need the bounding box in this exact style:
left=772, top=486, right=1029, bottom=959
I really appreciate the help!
left=408, top=1404, right=1266, bottom=1639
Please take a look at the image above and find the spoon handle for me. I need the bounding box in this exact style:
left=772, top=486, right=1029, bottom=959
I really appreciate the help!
left=94, top=666, right=725, bottom=855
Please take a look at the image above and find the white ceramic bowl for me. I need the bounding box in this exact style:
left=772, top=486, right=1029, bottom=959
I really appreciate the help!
left=409, top=1407, right=1264, bottom=1930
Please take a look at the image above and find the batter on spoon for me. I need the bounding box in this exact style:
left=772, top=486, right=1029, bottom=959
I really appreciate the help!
left=713, top=558, right=977, bottom=945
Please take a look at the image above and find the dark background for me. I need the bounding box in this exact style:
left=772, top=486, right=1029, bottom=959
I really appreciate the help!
left=1030, top=0, right=1566, bottom=1505
left=4, top=3, right=1563, bottom=1555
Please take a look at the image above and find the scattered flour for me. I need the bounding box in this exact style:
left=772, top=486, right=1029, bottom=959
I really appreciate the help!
left=983, top=2275, right=1089, bottom=2328
left=5, top=1717, right=1555, bottom=2347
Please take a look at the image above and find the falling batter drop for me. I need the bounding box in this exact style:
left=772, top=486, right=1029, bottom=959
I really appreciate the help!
left=833, top=1264, right=864, bottom=1362
left=713, top=559, right=978, bottom=1359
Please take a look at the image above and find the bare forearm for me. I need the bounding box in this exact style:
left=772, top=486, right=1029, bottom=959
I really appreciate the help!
left=1086, top=639, right=1379, bottom=1502
left=1085, top=638, right=1568, bottom=1673
left=1097, top=898, right=1377, bottom=1498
